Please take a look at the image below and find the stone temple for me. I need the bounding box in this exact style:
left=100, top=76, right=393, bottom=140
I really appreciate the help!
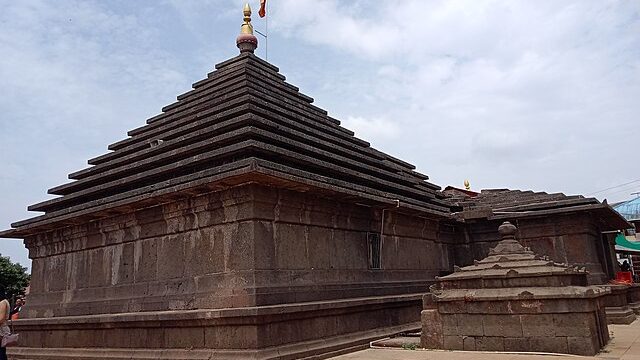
left=0, top=4, right=633, bottom=359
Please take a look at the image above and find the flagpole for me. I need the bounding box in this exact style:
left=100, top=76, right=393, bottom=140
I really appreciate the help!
left=265, top=0, right=268, bottom=61
left=255, top=1, right=268, bottom=61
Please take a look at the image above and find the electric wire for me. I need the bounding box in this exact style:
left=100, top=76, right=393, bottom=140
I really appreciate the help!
left=587, top=178, right=640, bottom=196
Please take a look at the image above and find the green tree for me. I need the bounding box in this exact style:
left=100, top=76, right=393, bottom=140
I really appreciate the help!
left=0, top=254, right=30, bottom=300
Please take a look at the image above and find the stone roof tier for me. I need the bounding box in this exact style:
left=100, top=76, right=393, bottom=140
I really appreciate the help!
left=447, top=188, right=630, bottom=230
left=1, top=52, right=452, bottom=238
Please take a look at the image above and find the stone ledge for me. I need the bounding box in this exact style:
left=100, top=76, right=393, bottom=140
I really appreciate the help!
left=8, top=321, right=419, bottom=360
left=605, top=306, right=636, bottom=324
left=15, top=293, right=423, bottom=328
left=433, top=286, right=609, bottom=302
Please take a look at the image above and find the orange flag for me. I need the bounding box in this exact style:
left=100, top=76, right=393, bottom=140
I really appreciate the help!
left=258, top=0, right=267, bottom=17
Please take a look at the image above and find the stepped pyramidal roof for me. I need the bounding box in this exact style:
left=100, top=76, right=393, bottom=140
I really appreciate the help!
left=1, top=5, right=451, bottom=238
left=446, top=188, right=630, bottom=229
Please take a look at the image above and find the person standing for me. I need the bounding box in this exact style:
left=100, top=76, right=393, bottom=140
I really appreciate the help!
left=9, top=298, right=23, bottom=321
left=0, top=288, right=10, bottom=360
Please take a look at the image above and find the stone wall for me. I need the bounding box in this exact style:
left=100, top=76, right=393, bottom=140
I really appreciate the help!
left=24, top=185, right=259, bottom=318
left=250, top=185, right=454, bottom=305
left=23, top=183, right=452, bottom=318
left=14, top=183, right=454, bottom=358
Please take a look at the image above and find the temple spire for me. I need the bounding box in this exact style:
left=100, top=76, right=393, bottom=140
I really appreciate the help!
left=236, top=3, right=258, bottom=53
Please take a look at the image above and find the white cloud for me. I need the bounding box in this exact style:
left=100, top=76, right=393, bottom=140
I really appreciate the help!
left=270, top=0, right=640, bottom=199
left=1, top=0, right=640, bottom=267
left=342, top=116, right=401, bottom=143
left=0, top=0, right=192, bottom=267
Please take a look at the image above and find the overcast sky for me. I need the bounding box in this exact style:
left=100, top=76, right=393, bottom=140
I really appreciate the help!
left=1, top=0, right=639, bottom=270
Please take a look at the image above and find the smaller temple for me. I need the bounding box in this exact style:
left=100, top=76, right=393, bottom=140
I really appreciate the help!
left=421, top=221, right=610, bottom=356
left=445, top=188, right=629, bottom=284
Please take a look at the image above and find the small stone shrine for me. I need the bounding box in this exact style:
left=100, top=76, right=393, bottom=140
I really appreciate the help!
left=421, top=221, right=610, bottom=356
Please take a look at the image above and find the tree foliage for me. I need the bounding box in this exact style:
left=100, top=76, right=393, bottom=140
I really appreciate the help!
left=0, top=254, right=30, bottom=300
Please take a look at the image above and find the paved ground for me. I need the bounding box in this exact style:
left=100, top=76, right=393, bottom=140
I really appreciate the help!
left=331, top=321, right=640, bottom=360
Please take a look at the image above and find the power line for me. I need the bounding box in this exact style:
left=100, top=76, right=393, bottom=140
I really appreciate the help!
left=587, top=178, right=640, bottom=196
left=600, top=186, right=640, bottom=199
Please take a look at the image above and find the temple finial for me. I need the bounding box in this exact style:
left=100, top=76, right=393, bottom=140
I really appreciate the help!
left=464, top=179, right=470, bottom=191
left=236, top=3, right=258, bottom=53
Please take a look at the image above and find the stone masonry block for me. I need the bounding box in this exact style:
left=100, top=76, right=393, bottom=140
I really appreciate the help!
left=423, top=293, right=437, bottom=309
left=521, top=314, right=555, bottom=337
left=463, top=336, right=475, bottom=351
left=205, top=325, right=258, bottom=349
left=274, top=223, right=309, bottom=269
left=567, top=336, right=599, bottom=356
left=476, top=336, right=505, bottom=351
left=222, top=221, right=255, bottom=271
left=253, top=221, right=276, bottom=270
left=482, top=314, right=522, bottom=337
left=438, top=301, right=466, bottom=314
left=456, top=313, right=483, bottom=336
left=443, top=335, right=464, bottom=350
left=164, top=327, right=205, bottom=348
left=528, top=336, right=568, bottom=354
left=421, top=310, right=443, bottom=349
left=134, top=239, right=158, bottom=282
left=441, top=314, right=458, bottom=336
left=466, top=300, right=510, bottom=314
left=553, top=313, right=596, bottom=337
left=157, top=235, right=185, bottom=280
left=504, top=337, right=529, bottom=352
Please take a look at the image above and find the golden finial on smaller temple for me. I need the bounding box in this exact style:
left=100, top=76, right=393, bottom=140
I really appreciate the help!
left=236, top=3, right=258, bottom=53
left=464, top=179, right=471, bottom=191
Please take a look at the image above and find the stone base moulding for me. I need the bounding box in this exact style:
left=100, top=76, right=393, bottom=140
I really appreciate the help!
left=600, top=284, right=638, bottom=324
left=9, top=294, right=421, bottom=360
left=605, top=306, right=636, bottom=325
left=629, top=302, right=640, bottom=315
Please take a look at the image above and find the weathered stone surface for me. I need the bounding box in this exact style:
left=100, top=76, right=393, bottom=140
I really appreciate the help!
left=463, top=336, right=476, bottom=351
left=424, top=221, right=610, bottom=356
left=476, top=336, right=504, bottom=351
left=527, top=336, right=569, bottom=354
left=482, top=314, right=522, bottom=337
left=420, top=310, right=443, bottom=349
left=456, top=314, right=483, bottom=336
left=443, top=335, right=464, bottom=350
left=605, top=306, right=636, bottom=324
left=503, top=337, right=529, bottom=352
left=521, top=314, right=555, bottom=337
left=567, top=336, right=599, bottom=356
left=441, top=314, right=458, bottom=336
left=553, top=313, right=596, bottom=337
left=12, top=178, right=449, bottom=359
